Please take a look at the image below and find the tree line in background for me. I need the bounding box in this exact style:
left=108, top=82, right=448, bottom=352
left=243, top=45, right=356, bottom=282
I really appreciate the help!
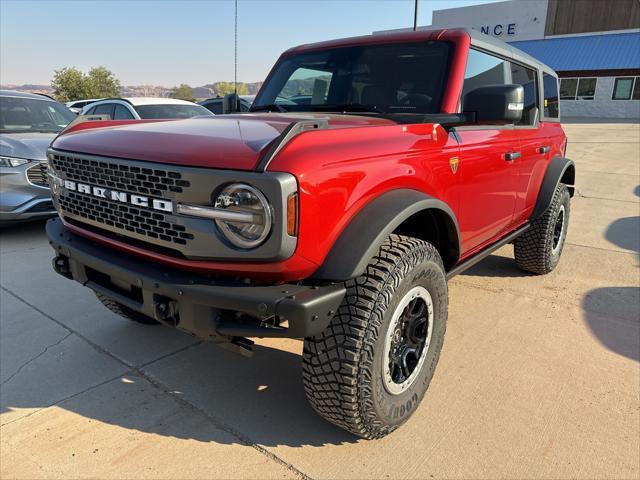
left=52, top=67, right=252, bottom=103
left=51, top=67, right=121, bottom=102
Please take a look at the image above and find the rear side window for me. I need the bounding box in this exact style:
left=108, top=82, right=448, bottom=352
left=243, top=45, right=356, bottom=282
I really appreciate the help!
left=509, top=63, right=537, bottom=125
left=93, top=103, right=114, bottom=118
left=113, top=104, right=135, bottom=120
left=543, top=73, right=559, bottom=118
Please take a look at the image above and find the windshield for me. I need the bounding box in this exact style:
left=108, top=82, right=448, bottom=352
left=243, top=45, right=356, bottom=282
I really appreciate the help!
left=0, top=96, right=75, bottom=133
left=252, top=41, right=452, bottom=115
left=134, top=104, right=213, bottom=119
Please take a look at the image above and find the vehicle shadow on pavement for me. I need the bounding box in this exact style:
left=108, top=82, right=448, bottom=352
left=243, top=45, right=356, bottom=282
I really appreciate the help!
left=605, top=216, right=640, bottom=253
left=582, top=287, right=640, bottom=362
left=461, top=250, right=529, bottom=278
left=1, top=323, right=359, bottom=447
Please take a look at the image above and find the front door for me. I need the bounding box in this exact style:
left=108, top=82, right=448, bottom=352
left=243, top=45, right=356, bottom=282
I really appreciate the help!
left=454, top=127, right=520, bottom=253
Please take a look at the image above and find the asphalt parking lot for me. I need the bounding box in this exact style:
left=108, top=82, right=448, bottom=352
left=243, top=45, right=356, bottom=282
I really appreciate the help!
left=1, top=122, right=638, bottom=480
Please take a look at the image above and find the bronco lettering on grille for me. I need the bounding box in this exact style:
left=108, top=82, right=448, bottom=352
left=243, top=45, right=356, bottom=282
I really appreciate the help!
left=63, top=180, right=173, bottom=213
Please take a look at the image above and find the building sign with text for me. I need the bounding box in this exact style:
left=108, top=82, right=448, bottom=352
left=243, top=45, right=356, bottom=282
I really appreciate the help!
left=432, top=0, right=548, bottom=42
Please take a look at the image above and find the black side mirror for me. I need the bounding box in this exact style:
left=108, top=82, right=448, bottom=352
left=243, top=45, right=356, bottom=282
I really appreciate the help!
left=463, top=84, right=524, bottom=125
left=223, top=93, right=239, bottom=114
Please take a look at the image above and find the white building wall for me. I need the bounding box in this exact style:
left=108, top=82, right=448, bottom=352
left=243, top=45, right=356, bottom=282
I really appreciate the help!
left=431, top=0, right=548, bottom=41
left=560, top=77, right=640, bottom=119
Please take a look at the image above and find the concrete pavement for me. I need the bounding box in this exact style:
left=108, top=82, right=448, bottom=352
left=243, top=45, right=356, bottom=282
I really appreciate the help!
left=1, top=123, right=638, bottom=479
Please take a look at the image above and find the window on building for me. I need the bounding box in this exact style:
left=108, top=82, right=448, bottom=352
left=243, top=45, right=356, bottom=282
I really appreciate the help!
left=612, top=77, right=639, bottom=100
left=576, top=78, right=597, bottom=100
left=560, top=78, right=597, bottom=100
left=559, top=79, right=577, bottom=100
left=543, top=73, right=559, bottom=118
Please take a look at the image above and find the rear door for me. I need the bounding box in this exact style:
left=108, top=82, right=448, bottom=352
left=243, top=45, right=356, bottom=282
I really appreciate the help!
left=511, top=63, right=550, bottom=225
left=454, top=49, right=521, bottom=254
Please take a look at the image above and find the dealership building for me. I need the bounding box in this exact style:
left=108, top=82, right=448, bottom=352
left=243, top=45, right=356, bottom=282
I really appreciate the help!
left=429, top=0, right=640, bottom=120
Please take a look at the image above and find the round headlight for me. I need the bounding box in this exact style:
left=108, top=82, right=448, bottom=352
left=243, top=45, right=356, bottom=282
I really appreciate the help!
left=213, top=183, right=272, bottom=249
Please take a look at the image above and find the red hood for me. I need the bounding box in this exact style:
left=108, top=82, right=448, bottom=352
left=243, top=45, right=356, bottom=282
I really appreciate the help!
left=51, top=113, right=395, bottom=171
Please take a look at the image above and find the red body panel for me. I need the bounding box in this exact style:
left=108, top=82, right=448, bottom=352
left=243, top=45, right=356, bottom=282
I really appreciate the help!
left=52, top=114, right=394, bottom=171
left=52, top=29, right=567, bottom=282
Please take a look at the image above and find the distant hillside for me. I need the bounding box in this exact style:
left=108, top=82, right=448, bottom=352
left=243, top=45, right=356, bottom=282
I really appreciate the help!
left=1, top=81, right=264, bottom=100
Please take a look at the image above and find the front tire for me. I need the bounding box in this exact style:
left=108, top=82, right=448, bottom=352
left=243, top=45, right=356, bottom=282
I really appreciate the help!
left=302, top=235, right=448, bottom=439
left=514, top=183, right=571, bottom=274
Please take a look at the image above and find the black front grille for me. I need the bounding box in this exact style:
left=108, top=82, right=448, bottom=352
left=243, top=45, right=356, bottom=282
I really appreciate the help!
left=26, top=162, right=49, bottom=187
left=59, top=190, right=194, bottom=245
left=50, top=154, right=191, bottom=196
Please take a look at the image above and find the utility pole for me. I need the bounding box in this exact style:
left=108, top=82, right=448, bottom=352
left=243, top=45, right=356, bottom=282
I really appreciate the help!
left=234, top=0, right=238, bottom=97
left=413, top=0, right=419, bottom=31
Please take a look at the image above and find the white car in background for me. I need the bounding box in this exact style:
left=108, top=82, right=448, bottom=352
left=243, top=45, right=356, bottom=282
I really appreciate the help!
left=80, top=97, right=213, bottom=119
left=66, top=98, right=104, bottom=114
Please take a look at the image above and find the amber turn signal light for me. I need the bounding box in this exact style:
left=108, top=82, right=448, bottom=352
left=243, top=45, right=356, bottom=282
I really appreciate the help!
left=287, top=193, right=298, bottom=236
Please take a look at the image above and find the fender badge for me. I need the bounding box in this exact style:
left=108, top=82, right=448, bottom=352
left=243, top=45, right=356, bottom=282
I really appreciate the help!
left=449, top=156, right=460, bottom=174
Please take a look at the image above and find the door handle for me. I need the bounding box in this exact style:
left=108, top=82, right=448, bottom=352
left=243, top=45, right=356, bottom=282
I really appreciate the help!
left=538, top=145, right=551, bottom=154
left=505, top=151, right=521, bottom=161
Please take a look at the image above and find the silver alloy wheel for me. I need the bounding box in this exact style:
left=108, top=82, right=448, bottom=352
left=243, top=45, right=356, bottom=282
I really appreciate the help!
left=382, top=286, right=434, bottom=395
left=551, top=204, right=566, bottom=255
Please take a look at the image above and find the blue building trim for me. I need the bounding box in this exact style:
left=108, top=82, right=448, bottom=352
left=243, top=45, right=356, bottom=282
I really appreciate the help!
left=510, top=32, right=640, bottom=71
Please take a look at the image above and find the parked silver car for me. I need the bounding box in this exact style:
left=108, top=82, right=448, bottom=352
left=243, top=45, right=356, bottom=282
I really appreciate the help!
left=0, top=90, right=75, bottom=224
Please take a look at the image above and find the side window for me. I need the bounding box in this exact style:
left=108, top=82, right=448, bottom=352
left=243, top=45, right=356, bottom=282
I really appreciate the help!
left=463, top=49, right=539, bottom=125
left=93, top=103, right=114, bottom=118
left=462, top=49, right=510, bottom=98
left=113, top=104, right=135, bottom=120
left=85, top=106, right=96, bottom=114
left=203, top=101, right=223, bottom=114
left=509, top=63, right=538, bottom=125
left=543, top=73, right=559, bottom=118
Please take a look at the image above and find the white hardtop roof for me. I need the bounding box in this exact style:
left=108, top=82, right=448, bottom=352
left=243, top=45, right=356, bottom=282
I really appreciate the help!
left=122, top=97, right=197, bottom=106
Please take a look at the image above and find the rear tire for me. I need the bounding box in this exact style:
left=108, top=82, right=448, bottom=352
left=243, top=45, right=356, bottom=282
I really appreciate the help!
left=95, top=292, right=160, bottom=325
left=302, top=234, right=448, bottom=439
left=514, top=183, right=570, bottom=274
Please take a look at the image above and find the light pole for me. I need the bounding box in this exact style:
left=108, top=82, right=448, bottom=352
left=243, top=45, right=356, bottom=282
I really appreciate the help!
left=413, top=0, right=419, bottom=31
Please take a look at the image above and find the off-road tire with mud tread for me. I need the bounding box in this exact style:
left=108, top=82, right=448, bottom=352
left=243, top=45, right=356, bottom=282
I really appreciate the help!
left=95, top=292, right=160, bottom=325
left=302, top=234, right=448, bottom=439
left=514, top=183, right=570, bottom=275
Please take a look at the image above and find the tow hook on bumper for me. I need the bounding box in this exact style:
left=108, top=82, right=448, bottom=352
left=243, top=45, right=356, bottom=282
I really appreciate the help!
left=46, top=218, right=346, bottom=349
left=52, top=255, right=72, bottom=279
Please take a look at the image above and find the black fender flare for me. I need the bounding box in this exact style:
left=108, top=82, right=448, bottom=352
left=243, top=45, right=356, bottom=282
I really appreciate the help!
left=311, top=189, right=460, bottom=282
left=531, top=157, right=575, bottom=221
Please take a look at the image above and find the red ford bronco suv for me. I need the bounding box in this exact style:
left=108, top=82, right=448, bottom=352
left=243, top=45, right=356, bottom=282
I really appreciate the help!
left=46, top=28, right=574, bottom=439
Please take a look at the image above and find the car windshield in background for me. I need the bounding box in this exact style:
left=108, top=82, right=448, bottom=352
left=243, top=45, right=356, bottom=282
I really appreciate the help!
left=133, top=104, right=213, bottom=119
left=252, top=41, right=452, bottom=115
left=0, top=97, right=76, bottom=133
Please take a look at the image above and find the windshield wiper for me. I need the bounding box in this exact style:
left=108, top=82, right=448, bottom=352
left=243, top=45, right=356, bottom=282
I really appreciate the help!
left=250, top=104, right=288, bottom=113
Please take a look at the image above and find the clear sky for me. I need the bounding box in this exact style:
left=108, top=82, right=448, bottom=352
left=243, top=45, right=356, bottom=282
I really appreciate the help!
left=1, top=0, right=494, bottom=87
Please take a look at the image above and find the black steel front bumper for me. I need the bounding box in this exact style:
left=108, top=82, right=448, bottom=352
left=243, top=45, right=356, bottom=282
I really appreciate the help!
left=46, top=218, right=345, bottom=340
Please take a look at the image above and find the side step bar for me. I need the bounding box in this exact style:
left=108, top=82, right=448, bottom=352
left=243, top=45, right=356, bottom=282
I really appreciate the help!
left=446, top=224, right=530, bottom=279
